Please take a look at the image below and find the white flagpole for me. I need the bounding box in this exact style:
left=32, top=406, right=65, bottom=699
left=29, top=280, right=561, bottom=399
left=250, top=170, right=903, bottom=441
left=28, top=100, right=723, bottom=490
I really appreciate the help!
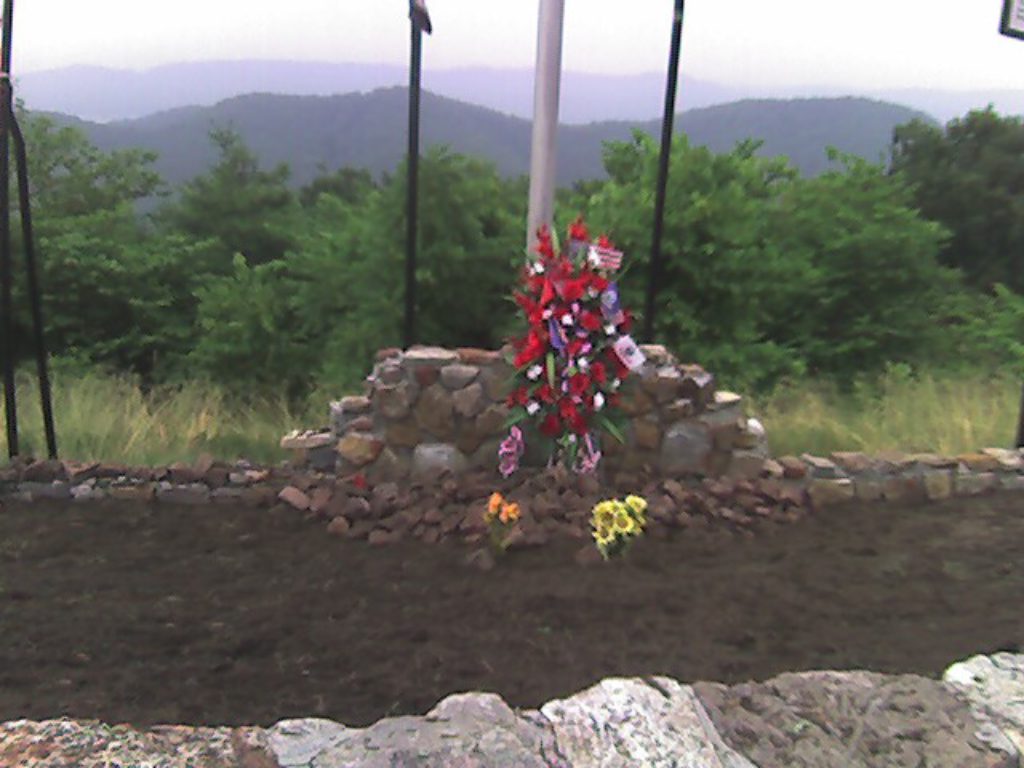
left=526, top=0, right=566, bottom=249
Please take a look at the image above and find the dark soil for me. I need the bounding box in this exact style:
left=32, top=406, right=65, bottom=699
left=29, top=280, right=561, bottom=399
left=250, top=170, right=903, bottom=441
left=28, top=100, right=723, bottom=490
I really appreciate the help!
left=0, top=494, right=1022, bottom=729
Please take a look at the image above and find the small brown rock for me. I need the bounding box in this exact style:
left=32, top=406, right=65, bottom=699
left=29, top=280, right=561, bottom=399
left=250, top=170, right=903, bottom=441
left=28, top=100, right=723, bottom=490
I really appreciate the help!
left=777, top=456, right=807, bottom=479
left=368, top=528, right=403, bottom=546
left=278, top=486, right=311, bottom=511
left=457, top=348, right=502, bottom=365
left=326, top=517, right=351, bottom=536
left=168, top=462, right=200, bottom=484
left=22, top=459, right=65, bottom=482
left=413, top=366, right=440, bottom=387
left=336, top=433, right=385, bottom=467
left=308, top=486, right=334, bottom=514
left=345, top=496, right=372, bottom=520
left=452, top=382, right=488, bottom=419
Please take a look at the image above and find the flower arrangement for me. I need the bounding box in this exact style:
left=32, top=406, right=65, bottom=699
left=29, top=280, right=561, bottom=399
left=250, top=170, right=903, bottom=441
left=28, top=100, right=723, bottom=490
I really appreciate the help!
left=591, top=495, right=648, bottom=559
left=500, top=217, right=645, bottom=476
left=485, top=491, right=521, bottom=553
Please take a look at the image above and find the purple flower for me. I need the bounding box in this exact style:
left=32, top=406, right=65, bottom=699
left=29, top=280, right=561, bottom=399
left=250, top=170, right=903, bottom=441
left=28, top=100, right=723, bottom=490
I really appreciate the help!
left=575, top=432, right=602, bottom=474
left=498, top=426, right=525, bottom=478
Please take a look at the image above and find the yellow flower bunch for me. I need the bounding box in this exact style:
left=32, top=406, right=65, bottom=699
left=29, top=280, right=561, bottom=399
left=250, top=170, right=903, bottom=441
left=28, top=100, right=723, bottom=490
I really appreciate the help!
left=591, top=495, right=647, bottom=559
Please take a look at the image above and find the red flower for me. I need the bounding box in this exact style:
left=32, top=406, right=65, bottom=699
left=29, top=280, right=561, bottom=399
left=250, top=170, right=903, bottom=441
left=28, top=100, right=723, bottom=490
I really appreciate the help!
left=580, top=310, right=602, bottom=332
left=514, top=329, right=545, bottom=367
left=597, top=234, right=615, bottom=249
left=540, top=412, right=562, bottom=437
left=606, top=347, right=630, bottom=379
left=557, top=277, right=586, bottom=303
left=535, top=226, right=555, bottom=259
left=558, top=399, right=588, bottom=434
left=587, top=273, right=610, bottom=293
left=568, top=216, right=589, bottom=242
left=539, top=278, right=556, bottom=307
left=590, top=361, right=608, bottom=384
left=569, top=372, right=591, bottom=398
left=515, top=292, right=546, bottom=326
left=535, top=383, right=555, bottom=403
left=506, top=386, right=529, bottom=408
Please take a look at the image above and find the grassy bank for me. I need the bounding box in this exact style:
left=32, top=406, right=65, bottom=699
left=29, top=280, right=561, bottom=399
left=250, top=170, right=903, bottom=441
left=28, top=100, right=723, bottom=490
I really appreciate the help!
left=1, top=368, right=1019, bottom=465
left=750, top=368, right=1019, bottom=457
left=1, top=370, right=318, bottom=466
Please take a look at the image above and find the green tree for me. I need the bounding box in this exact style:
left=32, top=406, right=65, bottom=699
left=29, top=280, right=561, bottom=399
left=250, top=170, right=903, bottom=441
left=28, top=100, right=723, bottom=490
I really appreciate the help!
left=299, top=166, right=376, bottom=208
left=189, top=148, right=526, bottom=395
left=585, top=132, right=802, bottom=388
left=766, top=152, right=955, bottom=379
left=160, top=127, right=299, bottom=267
left=9, top=110, right=211, bottom=377
left=891, top=108, right=1024, bottom=293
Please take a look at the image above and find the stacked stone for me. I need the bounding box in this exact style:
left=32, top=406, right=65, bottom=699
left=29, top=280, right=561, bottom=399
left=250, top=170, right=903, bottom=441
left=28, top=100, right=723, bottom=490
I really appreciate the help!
left=328, top=344, right=767, bottom=481
left=332, top=346, right=511, bottom=481
left=774, top=448, right=1024, bottom=509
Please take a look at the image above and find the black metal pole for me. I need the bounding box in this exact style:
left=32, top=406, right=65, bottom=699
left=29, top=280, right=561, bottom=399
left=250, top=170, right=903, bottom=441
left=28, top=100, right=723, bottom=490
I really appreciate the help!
left=11, top=112, right=56, bottom=459
left=404, top=20, right=423, bottom=349
left=0, top=0, right=17, bottom=458
left=643, top=0, right=685, bottom=343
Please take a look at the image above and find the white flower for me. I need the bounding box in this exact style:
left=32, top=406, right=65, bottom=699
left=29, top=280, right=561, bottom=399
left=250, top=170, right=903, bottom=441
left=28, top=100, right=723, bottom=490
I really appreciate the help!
left=604, top=324, right=616, bottom=335
left=526, top=401, right=541, bottom=415
left=587, top=246, right=601, bottom=267
left=611, top=378, right=621, bottom=390
left=567, top=434, right=578, bottom=443
left=532, top=261, right=545, bottom=275
left=542, top=308, right=553, bottom=320
left=594, top=392, right=605, bottom=410
left=562, top=314, right=574, bottom=327
left=578, top=357, right=589, bottom=370
left=526, top=364, right=543, bottom=380
left=587, top=287, right=599, bottom=298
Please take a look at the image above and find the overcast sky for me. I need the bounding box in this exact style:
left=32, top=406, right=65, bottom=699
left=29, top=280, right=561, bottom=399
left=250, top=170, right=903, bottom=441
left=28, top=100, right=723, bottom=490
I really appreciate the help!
left=13, top=0, right=1024, bottom=90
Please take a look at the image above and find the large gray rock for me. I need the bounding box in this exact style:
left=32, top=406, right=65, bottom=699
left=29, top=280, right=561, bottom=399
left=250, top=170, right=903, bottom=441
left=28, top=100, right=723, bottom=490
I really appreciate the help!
left=270, top=693, right=555, bottom=767
left=539, top=677, right=755, bottom=768
left=945, top=652, right=1024, bottom=755
left=696, top=669, right=1017, bottom=768
left=660, top=422, right=713, bottom=476
left=412, top=443, right=468, bottom=476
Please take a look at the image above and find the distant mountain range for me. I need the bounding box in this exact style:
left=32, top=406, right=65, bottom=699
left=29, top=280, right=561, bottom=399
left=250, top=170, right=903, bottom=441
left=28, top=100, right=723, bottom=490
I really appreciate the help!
left=16, top=60, right=1023, bottom=125
left=47, top=89, right=931, bottom=190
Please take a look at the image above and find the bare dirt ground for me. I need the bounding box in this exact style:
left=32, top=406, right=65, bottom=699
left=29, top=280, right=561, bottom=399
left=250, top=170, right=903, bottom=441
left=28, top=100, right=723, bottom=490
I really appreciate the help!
left=0, top=493, right=1021, bottom=733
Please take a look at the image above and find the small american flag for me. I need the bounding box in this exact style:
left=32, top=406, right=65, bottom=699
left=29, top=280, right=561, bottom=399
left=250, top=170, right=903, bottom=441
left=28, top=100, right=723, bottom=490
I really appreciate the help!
left=589, top=245, right=623, bottom=272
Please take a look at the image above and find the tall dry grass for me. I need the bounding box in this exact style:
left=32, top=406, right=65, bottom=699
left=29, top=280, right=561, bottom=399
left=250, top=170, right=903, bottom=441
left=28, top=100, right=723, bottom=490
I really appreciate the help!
left=2, top=367, right=1019, bottom=465
left=2, top=369, right=322, bottom=465
left=750, top=368, right=1019, bottom=457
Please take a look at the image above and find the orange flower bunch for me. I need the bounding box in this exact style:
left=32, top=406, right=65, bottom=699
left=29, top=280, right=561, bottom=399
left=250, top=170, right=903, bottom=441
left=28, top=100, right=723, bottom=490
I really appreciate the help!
left=484, top=492, right=521, bottom=555
left=486, top=492, right=521, bottom=525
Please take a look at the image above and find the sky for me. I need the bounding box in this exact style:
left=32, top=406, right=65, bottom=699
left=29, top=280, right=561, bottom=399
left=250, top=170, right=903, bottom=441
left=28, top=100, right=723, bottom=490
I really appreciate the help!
left=13, top=0, right=1024, bottom=91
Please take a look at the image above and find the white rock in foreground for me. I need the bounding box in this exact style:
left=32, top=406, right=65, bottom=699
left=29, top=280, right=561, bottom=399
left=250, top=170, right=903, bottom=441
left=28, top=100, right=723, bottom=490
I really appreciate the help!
left=538, top=677, right=755, bottom=768
left=944, top=652, right=1024, bottom=755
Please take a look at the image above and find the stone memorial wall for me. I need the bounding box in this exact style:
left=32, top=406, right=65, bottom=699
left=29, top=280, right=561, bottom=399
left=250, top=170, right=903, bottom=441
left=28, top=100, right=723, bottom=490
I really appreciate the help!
left=322, top=345, right=766, bottom=481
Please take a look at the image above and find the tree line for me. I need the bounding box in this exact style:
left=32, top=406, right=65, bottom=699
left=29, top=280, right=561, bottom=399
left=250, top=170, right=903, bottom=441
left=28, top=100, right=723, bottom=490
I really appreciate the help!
left=7, top=105, right=1024, bottom=398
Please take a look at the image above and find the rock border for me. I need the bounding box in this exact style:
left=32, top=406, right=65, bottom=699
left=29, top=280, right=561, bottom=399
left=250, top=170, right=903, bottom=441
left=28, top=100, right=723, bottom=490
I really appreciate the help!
left=2, top=444, right=1024, bottom=552
left=2, top=652, right=1021, bottom=767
